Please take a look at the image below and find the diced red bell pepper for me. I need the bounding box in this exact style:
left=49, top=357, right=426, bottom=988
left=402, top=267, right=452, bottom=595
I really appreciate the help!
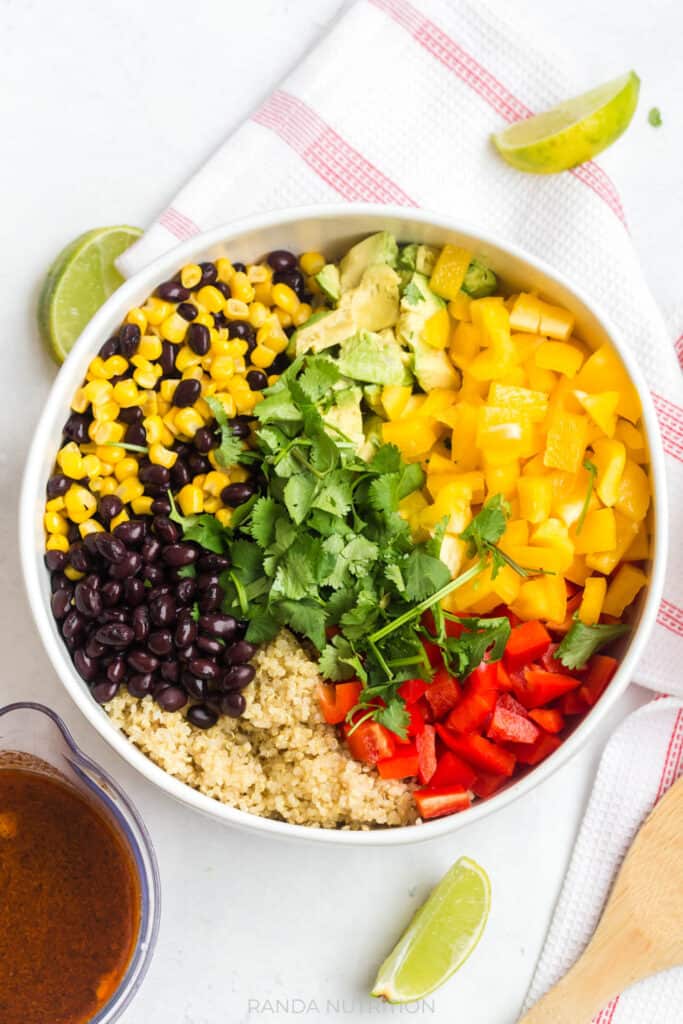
left=424, top=667, right=461, bottom=718
left=446, top=662, right=499, bottom=733
left=558, top=690, right=589, bottom=715
left=541, top=643, right=565, bottom=673
left=468, top=661, right=499, bottom=696
left=317, top=681, right=363, bottom=725
left=471, top=772, right=508, bottom=798
left=345, top=720, right=395, bottom=765
left=513, top=667, right=581, bottom=709
left=414, top=786, right=471, bottom=820
left=406, top=702, right=426, bottom=738
left=504, top=620, right=551, bottom=672
left=422, top=639, right=443, bottom=668
left=444, top=617, right=465, bottom=639
left=528, top=708, right=565, bottom=734
left=490, top=604, right=521, bottom=628
left=579, top=655, right=618, bottom=707
left=508, top=732, right=561, bottom=766
left=416, top=724, right=437, bottom=784
left=496, top=661, right=514, bottom=691
left=430, top=751, right=477, bottom=789
left=398, top=678, right=429, bottom=704
left=438, top=731, right=516, bottom=777
left=377, top=746, right=419, bottom=780
left=487, top=695, right=540, bottom=745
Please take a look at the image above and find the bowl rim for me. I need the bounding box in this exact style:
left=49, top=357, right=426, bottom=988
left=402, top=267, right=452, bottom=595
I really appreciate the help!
left=20, top=202, right=669, bottom=846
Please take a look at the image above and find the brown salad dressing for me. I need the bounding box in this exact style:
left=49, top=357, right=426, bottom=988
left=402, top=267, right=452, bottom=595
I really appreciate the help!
left=0, top=766, right=140, bottom=1024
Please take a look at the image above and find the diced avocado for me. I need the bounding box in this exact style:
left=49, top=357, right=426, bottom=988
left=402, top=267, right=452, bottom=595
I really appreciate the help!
left=462, top=258, right=497, bottom=298
left=357, top=414, right=384, bottom=462
left=315, top=264, right=341, bottom=304
left=363, top=384, right=384, bottom=415
left=294, top=307, right=355, bottom=355
left=350, top=264, right=400, bottom=331
left=397, top=243, right=418, bottom=272
left=337, top=330, right=411, bottom=386
left=415, top=245, right=440, bottom=277
left=339, top=232, right=398, bottom=291
left=397, top=273, right=461, bottom=392
left=323, top=385, right=364, bottom=449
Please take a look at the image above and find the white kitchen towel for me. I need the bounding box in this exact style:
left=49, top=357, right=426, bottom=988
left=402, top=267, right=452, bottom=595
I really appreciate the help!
left=523, top=697, right=683, bottom=1023
left=117, top=0, right=683, bottom=698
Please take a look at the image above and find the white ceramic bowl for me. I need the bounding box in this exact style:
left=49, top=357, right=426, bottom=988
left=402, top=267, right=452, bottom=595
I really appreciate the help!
left=20, top=204, right=668, bottom=845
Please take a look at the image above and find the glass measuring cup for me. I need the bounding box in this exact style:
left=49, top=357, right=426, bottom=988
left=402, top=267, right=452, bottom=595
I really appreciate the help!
left=0, top=702, right=160, bottom=1023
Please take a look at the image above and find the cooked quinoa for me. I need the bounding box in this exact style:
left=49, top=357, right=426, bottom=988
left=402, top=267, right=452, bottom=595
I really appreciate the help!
left=106, top=630, right=416, bottom=829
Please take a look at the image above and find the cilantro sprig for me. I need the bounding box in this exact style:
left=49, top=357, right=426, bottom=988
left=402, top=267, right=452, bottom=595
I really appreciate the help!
left=204, top=395, right=255, bottom=469
left=556, top=618, right=629, bottom=671
left=167, top=490, right=229, bottom=554
left=576, top=458, right=597, bottom=535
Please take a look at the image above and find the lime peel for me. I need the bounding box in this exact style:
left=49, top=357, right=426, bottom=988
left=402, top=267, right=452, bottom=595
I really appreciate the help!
left=371, top=856, right=491, bottom=1003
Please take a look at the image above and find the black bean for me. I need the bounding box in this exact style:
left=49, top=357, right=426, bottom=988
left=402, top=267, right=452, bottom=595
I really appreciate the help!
left=45, top=549, right=67, bottom=573
left=196, top=572, right=219, bottom=592
left=105, top=657, right=125, bottom=685
left=101, top=580, right=123, bottom=607
left=132, top=606, right=150, bottom=643
left=143, top=565, right=164, bottom=586
left=234, top=619, right=248, bottom=640
left=177, top=302, right=197, bottom=322
left=267, top=249, right=297, bottom=272
left=63, top=413, right=91, bottom=445
left=73, top=648, right=98, bottom=683
left=92, top=680, right=120, bottom=704
left=46, top=473, right=71, bottom=499
left=114, top=520, right=146, bottom=548
left=177, top=643, right=197, bottom=663
left=147, top=584, right=171, bottom=602
left=219, top=692, right=246, bottom=717
left=182, top=670, right=209, bottom=700
left=151, top=497, right=171, bottom=517
left=99, top=608, right=129, bottom=624
left=50, top=589, right=72, bottom=620
left=119, top=404, right=143, bottom=425
left=125, top=422, right=148, bottom=447
left=273, top=267, right=305, bottom=299
left=246, top=369, right=268, bottom=391
left=156, top=686, right=187, bottom=712
left=99, top=336, right=120, bottom=359
left=162, top=543, right=197, bottom=568
left=140, top=464, right=171, bottom=488
left=142, top=535, right=162, bottom=563
left=109, top=551, right=143, bottom=580
left=172, top=378, right=201, bottom=408
left=196, top=261, right=216, bottom=286
left=85, top=633, right=107, bottom=658
left=94, top=622, right=134, bottom=648
left=223, top=640, right=256, bottom=665
left=83, top=573, right=101, bottom=591
left=223, top=664, right=256, bottom=691
left=170, top=461, right=191, bottom=489
left=67, top=522, right=80, bottom=544
left=152, top=516, right=181, bottom=545
left=199, top=613, right=237, bottom=641
left=68, top=542, right=92, bottom=573
left=271, top=352, right=290, bottom=374
left=188, top=657, right=220, bottom=681
left=226, top=320, right=255, bottom=344
left=150, top=593, right=176, bottom=627
left=51, top=573, right=72, bottom=594
left=221, top=482, right=255, bottom=506
left=193, top=426, right=218, bottom=454
left=118, top=323, right=141, bottom=358
left=186, top=451, right=210, bottom=475
left=98, top=494, right=124, bottom=524
left=74, top=583, right=103, bottom=618
left=94, top=533, right=128, bottom=564
left=127, top=649, right=159, bottom=674
left=128, top=673, right=155, bottom=698
left=197, top=553, right=231, bottom=573
left=160, top=660, right=180, bottom=684
left=187, top=704, right=218, bottom=729
left=186, top=322, right=210, bottom=356
left=157, top=280, right=190, bottom=302
left=214, top=281, right=231, bottom=299
left=158, top=339, right=180, bottom=379
left=196, top=635, right=223, bottom=657
left=175, top=609, right=197, bottom=648
left=62, top=610, right=85, bottom=645
left=198, top=583, right=223, bottom=614
left=175, top=578, right=196, bottom=604
left=148, top=630, right=173, bottom=657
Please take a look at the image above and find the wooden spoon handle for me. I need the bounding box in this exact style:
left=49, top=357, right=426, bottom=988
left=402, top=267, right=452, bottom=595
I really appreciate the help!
left=519, top=958, right=618, bottom=1024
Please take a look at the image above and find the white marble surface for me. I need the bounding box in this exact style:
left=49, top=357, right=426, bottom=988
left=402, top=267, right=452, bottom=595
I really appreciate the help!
left=0, top=1, right=680, bottom=1022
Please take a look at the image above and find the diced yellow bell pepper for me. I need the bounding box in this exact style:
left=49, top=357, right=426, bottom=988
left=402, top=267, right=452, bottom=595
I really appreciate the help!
left=544, top=409, right=588, bottom=473
left=615, top=419, right=647, bottom=462
left=448, top=321, right=481, bottom=369
left=458, top=372, right=489, bottom=400
left=522, top=453, right=548, bottom=476
left=427, top=471, right=485, bottom=503
left=500, top=519, right=529, bottom=548
left=470, top=297, right=515, bottom=356
left=431, top=481, right=477, bottom=519
left=498, top=367, right=528, bottom=388
left=512, top=574, right=567, bottom=624
left=400, top=395, right=427, bottom=418
left=574, top=390, right=619, bottom=437
left=573, top=507, right=617, bottom=555
left=625, top=523, right=650, bottom=561
left=525, top=361, right=558, bottom=394
left=450, top=403, right=480, bottom=471
left=381, top=385, right=412, bottom=420
left=517, top=476, right=553, bottom=523
left=602, top=564, right=647, bottom=618
left=511, top=333, right=544, bottom=363
left=429, top=245, right=473, bottom=300
left=382, top=416, right=443, bottom=461
left=488, top=383, right=548, bottom=422
left=399, top=491, right=430, bottom=538
left=578, top=576, right=607, bottom=625
left=444, top=563, right=521, bottom=615
left=585, top=512, right=639, bottom=574
left=422, top=306, right=451, bottom=349
left=509, top=293, right=543, bottom=333
left=427, top=452, right=456, bottom=476
left=538, top=302, right=575, bottom=341
left=484, top=461, right=520, bottom=498
left=506, top=544, right=573, bottom=574
left=614, top=460, right=650, bottom=521
left=535, top=341, right=583, bottom=378
left=531, top=515, right=574, bottom=558
left=592, top=438, right=626, bottom=506
left=420, top=388, right=460, bottom=418
left=477, top=411, right=535, bottom=463
left=448, top=292, right=472, bottom=321
left=565, top=555, right=590, bottom=586
left=439, top=533, right=467, bottom=578
left=574, top=344, right=642, bottom=424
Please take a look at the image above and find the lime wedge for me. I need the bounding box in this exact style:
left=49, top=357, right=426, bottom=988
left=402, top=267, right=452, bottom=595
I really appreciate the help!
left=492, top=71, right=640, bottom=173
left=38, top=225, right=142, bottom=363
left=371, top=856, right=491, bottom=1003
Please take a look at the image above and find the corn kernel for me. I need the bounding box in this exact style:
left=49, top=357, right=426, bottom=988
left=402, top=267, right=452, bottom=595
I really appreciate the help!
left=84, top=379, right=113, bottom=407
left=182, top=365, right=203, bottom=382
left=133, top=362, right=162, bottom=389
left=142, top=415, right=163, bottom=444
left=299, top=251, right=325, bottom=276
left=64, top=566, right=85, bottom=581
left=103, top=355, right=128, bottom=378
left=216, top=508, right=232, bottom=527
left=99, top=476, right=118, bottom=495
left=246, top=302, right=267, bottom=329
left=139, top=391, right=159, bottom=417
left=110, top=510, right=130, bottom=530
left=204, top=470, right=230, bottom=496
left=203, top=496, right=221, bottom=513
left=112, top=379, right=139, bottom=408
left=253, top=281, right=272, bottom=305
left=230, top=272, right=255, bottom=304
left=210, top=355, right=234, bottom=381
left=271, top=282, right=299, bottom=316
left=92, top=400, right=120, bottom=423
left=216, top=258, right=234, bottom=284
left=160, top=314, right=188, bottom=344
left=64, top=485, right=97, bottom=524
left=211, top=393, right=236, bottom=419
left=177, top=484, right=204, bottom=515
left=230, top=466, right=249, bottom=483
left=251, top=344, right=276, bottom=369
left=181, top=263, right=203, bottom=289
left=234, top=390, right=257, bottom=415
left=274, top=308, right=293, bottom=328
left=176, top=345, right=201, bottom=372
left=90, top=420, right=125, bottom=445
left=45, top=496, right=65, bottom=512
left=194, top=285, right=223, bottom=313
left=143, top=296, right=172, bottom=325
left=132, top=495, right=154, bottom=516
left=46, top=533, right=69, bottom=552
left=126, top=307, right=147, bottom=333
left=79, top=518, right=104, bottom=538
left=292, top=302, right=312, bottom=327
left=174, top=408, right=204, bottom=438
left=247, top=263, right=270, bottom=284
left=138, top=335, right=163, bottom=360
left=95, top=444, right=124, bottom=464
left=88, top=476, right=104, bottom=494
left=71, top=387, right=89, bottom=413
left=57, top=442, right=85, bottom=479
left=225, top=298, right=249, bottom=319
left=115, top=478, right=144, bottom=504
left=158, top=379, right=177, bottom=403
left=267, top=374, right=279, bottom=387
left=114, top=457, right=138, bottom=482
left=193, top=474, right=206, bottom=490
left=149, top=443, right=177, bottom=468
left=87, top=356, right=108, bottom=379
left=81, top=454, right=101, bottom=478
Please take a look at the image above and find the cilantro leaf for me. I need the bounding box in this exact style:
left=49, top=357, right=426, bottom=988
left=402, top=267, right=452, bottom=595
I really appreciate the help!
left=311, top=470, right=353, bottom=517
left=460, top=494, right=509, bottom=560
left=367, top=444, right=403, bottom=476
left=556, top=619, right=630, bottom=671
left=403, top=548, right=452, bottom=601
left=318, top=635, right=367, bottom=683
left=576, top=459, right=597, bottom=535
left=442, top=616, right=511, bottom=678
left=176, top=564, right=197, bottom=579
left=245, top=608, right=280, bottom=644
left=284, top=473, right=317, bottom=524
left=168, top=491, right=227, bottom=554
left=298, top=356, right=343, bottom=402
left=204, top=395, right=247, bottom=469
left=374, top=699, right=410, bottom=740
left=271, top=599, right=327, bottom=651
left=248, top=497, right=280, bottom=547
